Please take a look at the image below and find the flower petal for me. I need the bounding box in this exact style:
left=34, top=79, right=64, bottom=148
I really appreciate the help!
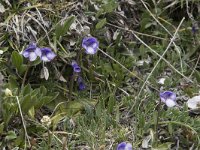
left=35, top=48, right=42, bottom=57
left=40, top=47, right=56, bottom=62
left=166, top=99, right=176, bottom=107
left=117, top=142, right=126, bottom=150
left=79, top=82, right=86, bottom=90
left=40, top=47, right=52, bottom=53
left=160, top=91, right=176, bottom=102
left=73, top=64, right=81, bottom=73
left=160, top=91, right=176, bottom=107
left=46, top=52, right=56, bottom=60
left=72, top=61, right=81, bottom=73
left=82, top=37, right=99, bottom=55
left=77, top=77, right=85, bottom=90
left=92, top=42, right=98, bottom=49
left=22, top=51, right=30, bottom=58
left=85, top=46, right=97, bottom=54
left=41, top=55, right=50, bottom=62
left=29, top=52, right=37, bottom=61
left=125, top=143, right=132, bottom=150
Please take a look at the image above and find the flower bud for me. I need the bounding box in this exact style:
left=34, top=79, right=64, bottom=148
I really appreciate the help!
left=5, top=88, right=13, bottom=96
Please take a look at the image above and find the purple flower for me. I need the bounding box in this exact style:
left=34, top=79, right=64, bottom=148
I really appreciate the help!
left=37, top=47, right=56, bottom=62
left=77, top=77, right=86, bottom=90
left=82, top=37, right=99, bottom=54
left=117, top=142, right=132, bottom=150
left=72, top=61, right=81, bottom=73
left=160, top=91, right=176, bottom=107
left=192, top=22, right=199, bottom=34
left=22, top=43, right=41, bottom=61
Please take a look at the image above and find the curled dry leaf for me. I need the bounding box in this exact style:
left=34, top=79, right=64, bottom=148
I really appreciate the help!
left=142, top=135, right=151, bottom=149
left=0, top=3, right=5, bottom=13
left=187, top=95, right=200, bottom=114
left=187, top=95, right=200, bottom=109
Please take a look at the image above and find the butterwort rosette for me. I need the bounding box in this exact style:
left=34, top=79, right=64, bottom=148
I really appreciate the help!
left=22, top=43, right=41, bottom=61
left=117, top=142, right=132, bottom=150
left=82, top=37, right=99, bottom=54
left=160, top=91, right=177, bottom=107
left=37, top=47, right=56, bottom=62
left=72, top=60, right=81, bottom=73
left=77, top=77, right=86, bottom=90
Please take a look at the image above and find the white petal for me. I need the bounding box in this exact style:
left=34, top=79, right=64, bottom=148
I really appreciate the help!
left=166, top=99, right=176, bottom=107
left=187, top=96, right=200, bottom=109
left=41, top=55, right=50, bottom=62
left=29, top=52, right=37, bottom=61
left=125, top=143, right=132, bottom=150
left=158, top=78, right=166, bottom=85
left=160, top=97, right=166, bottom=103
left=92, top=43, right=97, bottom=48
left=136, top=60, right=144, bottom=66
left=170, top=94, right=176, bottom=101
left=86, top=46, right=96, bottom=54
left=35, top=48, right=42, bottom=57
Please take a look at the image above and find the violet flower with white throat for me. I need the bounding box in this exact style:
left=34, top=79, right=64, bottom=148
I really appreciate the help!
left=160, top=91, right=177, bottom=107
left=82, top=37, right=99, bottom=55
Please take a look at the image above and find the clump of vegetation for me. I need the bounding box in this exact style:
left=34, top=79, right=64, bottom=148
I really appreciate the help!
left=0, top=0, right=200, bottom=149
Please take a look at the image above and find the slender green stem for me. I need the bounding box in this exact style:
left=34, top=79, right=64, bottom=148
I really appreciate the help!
left=155, top=99, right=161, bottom=146
left=21, top=62, right=30, bottom=89
left=69, top=75, right=75, bottom=101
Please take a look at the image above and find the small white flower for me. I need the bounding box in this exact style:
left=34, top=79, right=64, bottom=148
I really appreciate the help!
left=41, top=115, right=51, bottom=127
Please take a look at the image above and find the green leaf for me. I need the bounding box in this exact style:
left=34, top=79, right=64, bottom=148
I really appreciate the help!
left=2, top=102, right=16, bottom=126
left=21, top=95, right=35, bottom=113
left=51, top=113, right=65, bottom=130
left=21, top=84, right=32, bottom=96
left=0, top=123, right=4, bottom=134
left=39, top=86, right=47, bottom=96
left=51, top=101, right=84, bottom=129
left=18, top=64, right=27, bottom=74
left=11, top=51, right=23, bottom=71
left=35, top=96, right=53, bottom=108
left=28, top=107, right=35, bottom=119
left=152, top=142, right=173, bottom=150
left=168, top=123, right=173, bottom=135
left=5, top=131, right=17, bottom=140
left=96, top=1, right=118, bottom=17
left=55, top=16, right=76, bottom=39
left=108, top=94, right=115, bottom=113
left=96, top=18, right=107, bottom=29
left=8, top=75, right=18, bottom=89
left=35, top=92, right=59, bottom=108
left=56, top=101, right=84, bottom=116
